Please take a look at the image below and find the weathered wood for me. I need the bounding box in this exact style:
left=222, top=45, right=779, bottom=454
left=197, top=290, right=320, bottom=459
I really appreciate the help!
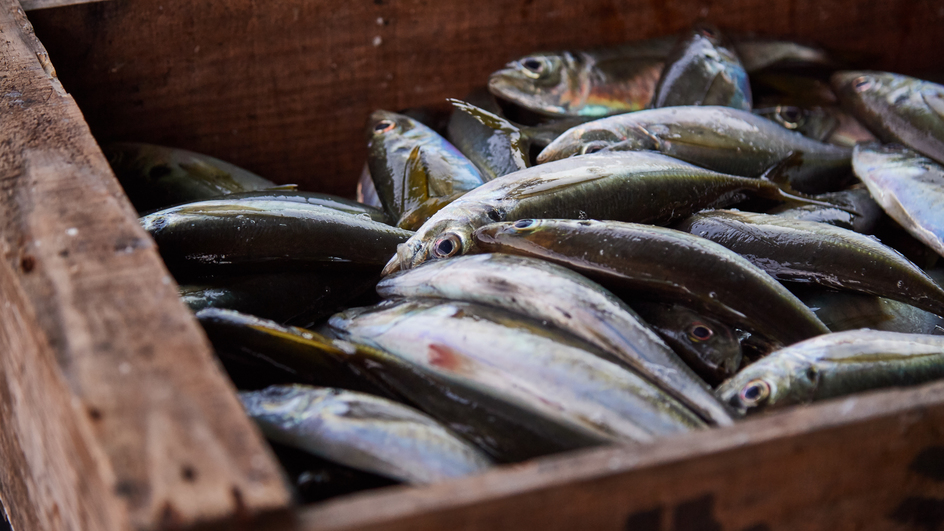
left=20, top=0, right=105, bottom=12
left=283, top=381, right=944, bottom=531
left=0, top=2, right=292, bottom=530
left=27, top=0, right=944, bottom=197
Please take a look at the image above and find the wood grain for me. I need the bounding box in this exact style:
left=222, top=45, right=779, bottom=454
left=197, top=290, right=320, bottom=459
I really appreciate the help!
left=283, top=380, right=944, bottom=531
left=26, top=0, right=944, bottom=197
left=0, top=1, right=291, bottom=529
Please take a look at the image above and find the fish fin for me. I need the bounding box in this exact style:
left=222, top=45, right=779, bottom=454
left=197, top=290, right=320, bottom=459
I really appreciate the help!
left=760, top=153, right=858, bottom=212
left=507, top=172, right=610, bottom=200
left=403, top=145, right=432, bottom=207
left=923, top=89, right=944, bottom=122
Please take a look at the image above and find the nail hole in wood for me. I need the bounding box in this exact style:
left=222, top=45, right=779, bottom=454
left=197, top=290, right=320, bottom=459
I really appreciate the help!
left=20, top=255, right=35, bottom=273
left=181, top=465, right=197, bottom=483
left=87, top=407, right=103, bottom=421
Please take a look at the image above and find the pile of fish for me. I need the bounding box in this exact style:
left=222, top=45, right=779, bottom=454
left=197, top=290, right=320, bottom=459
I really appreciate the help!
left=108, top=24, right=944, bottom=501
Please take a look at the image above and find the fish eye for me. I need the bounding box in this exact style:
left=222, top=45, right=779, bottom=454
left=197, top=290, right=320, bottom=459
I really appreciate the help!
left=853, top=76, right=873, bottom=93
left=513, top=219, right=536, bottom=229
left=698, top=26, right=717, bottom=38
left=374, top=119, right=397, bottom=134
left=775, top=106, right=804, bottom=129
left=738, top=379, right=771, bottom=407
left=581, top=142, right=608, bottom=155
left=432, top=233, right=462, bottom=258
left=520, top=57, right=546, bottom=78
left=687, top=322, right=714, bottom=342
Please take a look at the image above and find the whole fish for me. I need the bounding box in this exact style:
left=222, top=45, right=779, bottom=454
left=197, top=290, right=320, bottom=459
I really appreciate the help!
left=717, top=331, right=944, bottom=414
left=181, top=271, right=378, bottom=329
left=833, top=71, right=944, bottom=165
left=104, top=142, right=286, bottom=213
left=198, top=308, right=605, bottom=462
left=141, top=199, right=412, bottom=275
left=766, top=186, right=883, bottom=233
left=331, top=299, right=706, bottom=443
left=652, top=23, right=751, bottom=110
left=377, top=253, right=732, bottom=425
left=674, top=210, right=944, bottom=316
left=473, top=219, right=830, bottom=347
left=446, top=99, right=530, bottom=181
left=216, top=191, right=387, bottom=223
left=366, top=110, right=485, bottom=230
left=385, top=151, right=827, bottom=274
left=853, top=143, right=944, bottom=259
left=240, top=384, right=493, bottom=484
left=487, top=37, right=831, bottom=118
left=630, top=302, right=743, bottom=385
left=791, top=286, right=944, bottom=335
left=536, top=106, right=852, bottom=194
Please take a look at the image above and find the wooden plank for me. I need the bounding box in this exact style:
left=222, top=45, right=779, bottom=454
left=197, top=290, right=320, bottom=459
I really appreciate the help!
left=26, top=0, right=944, bottom=197
left=283, top=381, right=944, bottom=531
left=20, top=0, right=105, bottom=12
left=0, top=2, right=292, bottom=530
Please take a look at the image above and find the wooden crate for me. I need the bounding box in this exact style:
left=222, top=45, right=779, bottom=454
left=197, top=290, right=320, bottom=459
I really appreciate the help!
left=2, top=0, right=944, bottom=529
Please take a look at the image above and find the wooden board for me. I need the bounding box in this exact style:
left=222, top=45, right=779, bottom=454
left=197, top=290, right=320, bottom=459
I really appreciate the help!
left=0, top=1, right=292, bottom=530
left=282, top=380, right=944, bottom=531
left=27, top=0, right=944, bottom=197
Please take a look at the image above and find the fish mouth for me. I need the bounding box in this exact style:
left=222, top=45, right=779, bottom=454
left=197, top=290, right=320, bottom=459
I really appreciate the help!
left=381, top=253, right=402, bottom=276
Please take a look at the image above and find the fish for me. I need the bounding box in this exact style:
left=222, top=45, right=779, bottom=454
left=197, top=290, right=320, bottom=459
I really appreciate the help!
left=140, top=199, right=412, bottom=276
left=240, top=384, right=493, bottom=484
left=717, top=330, right=944, bottom=413
left=753, top=104, right=839, bottom=142
left=766, top=185, right=883, bottom=233
left=674, top=210, right=944, bottom=316
left=790, top=286, right=944, bottom=335
left=473, top=219, right=830, bottom=347
left=487, top=37, right=671, bottom=118
left=833, top=71, right=944, bottom=166
left=180, top=271, right=379, bottom=329
left=486, top=36, right=831, bottom=118
left=536, top=106, right=852, bottom=194
left=853, top=143, right=944, bottom=259
left=651, top=23, right=752, bottom=110
left=446, top=99, right=530, bottom=181
left=331, top=299, right=706, bottom=444
left=104, top=142, right=287, bottom=213
left=214, top=190, right=388, bottom=223
left=384, top=151, right=829, bottom=274
left=376, top=253, right=732, bottom=425
left=630, top=302, right=743, bottom=385
left=366, top=110, right=486, bottom=230
left=199, top=308, right=606, bottom=462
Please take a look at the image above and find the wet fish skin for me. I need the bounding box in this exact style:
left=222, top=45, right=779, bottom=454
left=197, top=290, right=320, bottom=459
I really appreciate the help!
left=104, top=142, right=283, bottom=213
left=630, top=302, right=743, bottom=385
left=732, top=39, right=833, bottom=72
left=141, top=199, right=412, bottom=275
left=366, top=110, right=485, bottom=230
left=537, top=106, right=852, bottom=194
left=240, top=384, right=493, bottom=484
left=767, top=185, right=883, bottom=233
left=473, top=219, right=830, bottom=347
left=377, top=253, right=732, bottom=425
left=790, top=286, right=944, bottom=336
left=199, top=308, right=599, bottom=462
left=331, top=299, right=706, bottom=444
left=213, top=191, right=388, bottom=223
left=833, top=71, right=944, bottom=165
left=674, top=210, right=944, bottom=317
left=386, top=151, right=826, bottom=274
left=652, top=23, right=752, bottom=110
left=853, top=143, right=944, bottom=259
left=446, top=99, right=530, bottom=181
left=717, top=330, right=944, bottom=413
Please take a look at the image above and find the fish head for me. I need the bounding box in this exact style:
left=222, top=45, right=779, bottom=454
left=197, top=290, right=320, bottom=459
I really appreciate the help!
left=655, top=304, right=743, bottom=382
left=537, top=123, right=647, bottom=163
left=473, top=218, right=582, bottom=255
left=383, top=206, right=491, bottom=275
left=366, top=109, right=434, bottom=157
left=239, top=384, right=329, bottom=424
left=715, top=357, right=803, bottom=414
left=488, top=53, right=579, bottom=117
left=831, top=71, right=930, bottom=126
